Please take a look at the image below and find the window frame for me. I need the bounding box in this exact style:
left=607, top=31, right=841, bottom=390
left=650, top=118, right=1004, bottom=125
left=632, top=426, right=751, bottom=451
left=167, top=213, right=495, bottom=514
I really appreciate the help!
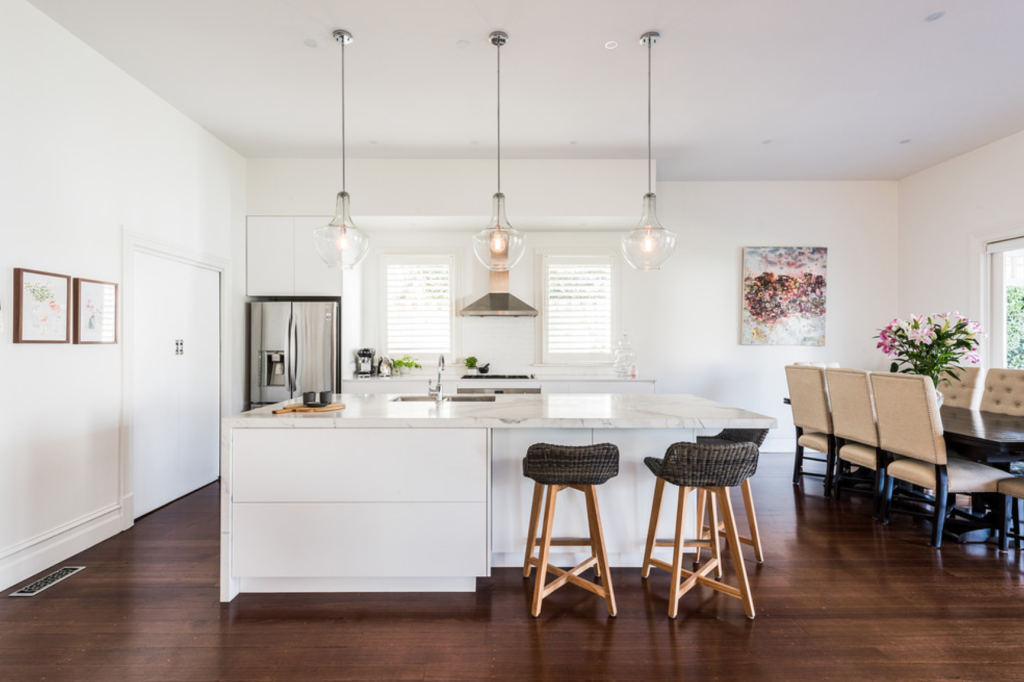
left=537, top=250, right=620, bottom=365
left=378, top=252, right=457, bottom=363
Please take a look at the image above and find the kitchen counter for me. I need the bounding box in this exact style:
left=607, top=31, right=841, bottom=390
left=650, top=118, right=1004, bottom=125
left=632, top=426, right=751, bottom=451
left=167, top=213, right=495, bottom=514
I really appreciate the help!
left=221, top=393, right=775, bottom=601
left=227, top=392, right=770, bottom=430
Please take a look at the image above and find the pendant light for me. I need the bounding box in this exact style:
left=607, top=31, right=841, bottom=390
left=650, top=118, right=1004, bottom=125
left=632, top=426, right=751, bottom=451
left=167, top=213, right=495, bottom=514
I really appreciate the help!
left=313, top=29, right=370, bottom=270
left=472, top=31, right=526, bottom=272
left=621, top=31, right=676, bottom=271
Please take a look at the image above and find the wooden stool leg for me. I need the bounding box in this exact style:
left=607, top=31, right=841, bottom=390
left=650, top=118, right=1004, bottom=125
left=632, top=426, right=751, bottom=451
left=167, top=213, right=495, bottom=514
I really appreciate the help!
left=668, top=486, right=691, bottom=619
left=741, top=479, right=764, bottom=564
left=717, top=487, right=755, bottom=619
left=707, top=488, right=723, bottom=579
left=585, top=485, right=617, bottom=617
left=693, top=488, right=708, bottom=569
left=531, top=485, right=559, bottom=618
left=523, top=482, right=544, bottom=577
left=641, top=478, right=666, bottom=579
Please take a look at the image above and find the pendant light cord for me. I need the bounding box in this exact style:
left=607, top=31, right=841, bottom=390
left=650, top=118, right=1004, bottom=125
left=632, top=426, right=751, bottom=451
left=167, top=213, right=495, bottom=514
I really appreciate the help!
left=647, top=36, right=652, bottom=195
left=496, top=39, right=501, bottom=195
left=341, top=38, right=346, bottom=193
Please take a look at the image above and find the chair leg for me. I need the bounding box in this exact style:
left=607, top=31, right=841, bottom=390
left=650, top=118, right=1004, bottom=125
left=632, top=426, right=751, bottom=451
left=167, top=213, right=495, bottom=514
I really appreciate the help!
left=693, top=488, right=708, bottom=569
left=880, top=474, right=895, bottom=526
left=1000, top=494, right=1012, bottom=552
left=717, top=487, right=755, bottom=619
left=523, top=482, right=544, bottom=577
left=531, top=485, right=559, bottom=617
left=833, top=459, right=844, bottom=501
left=930, top=467, right=949, bottom=549
left=1015, top=498, right=1022, bottom=550
left=707, top=489, right=723, bottom=579
left=740, top=478, right=764, bottom=564
left=667, top=486, right=691, bottom=620
left=792, top=441, right=804, bottom=485
left=871, top=467, right=884, bottom=521
left=641, top=478, right=666, bottom=579
left=584, top=485, right=616, bottom=617
left=823, top=435, right=837, bottom=499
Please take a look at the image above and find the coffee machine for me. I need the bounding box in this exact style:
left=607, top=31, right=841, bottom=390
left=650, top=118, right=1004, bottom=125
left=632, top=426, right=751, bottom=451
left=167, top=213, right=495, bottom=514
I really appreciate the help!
left=356, top=348, right=375, bottom=378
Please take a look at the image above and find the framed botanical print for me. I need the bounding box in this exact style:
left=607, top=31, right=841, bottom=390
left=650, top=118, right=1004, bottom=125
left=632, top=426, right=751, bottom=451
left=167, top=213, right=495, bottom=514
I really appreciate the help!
left=13, top=268, right=72, bottom=344
left=73, top=278, right=119, bottom=344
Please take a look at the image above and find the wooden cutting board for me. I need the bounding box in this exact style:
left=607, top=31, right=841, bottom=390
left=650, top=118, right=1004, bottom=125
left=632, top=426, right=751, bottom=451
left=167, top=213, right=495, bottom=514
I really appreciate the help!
left=272, top=402, right=346, bottom=415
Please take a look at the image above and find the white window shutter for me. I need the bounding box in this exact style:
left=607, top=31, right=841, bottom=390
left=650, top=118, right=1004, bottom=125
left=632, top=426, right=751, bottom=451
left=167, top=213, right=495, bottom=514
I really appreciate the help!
left=385, top=260, right=452, bottom=356
left=543, top=257, right=615, bottom=362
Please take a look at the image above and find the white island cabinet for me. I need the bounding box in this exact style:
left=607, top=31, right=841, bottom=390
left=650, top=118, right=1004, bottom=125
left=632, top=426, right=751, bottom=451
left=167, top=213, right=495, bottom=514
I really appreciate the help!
left=221, top=393, right=775, bottom=602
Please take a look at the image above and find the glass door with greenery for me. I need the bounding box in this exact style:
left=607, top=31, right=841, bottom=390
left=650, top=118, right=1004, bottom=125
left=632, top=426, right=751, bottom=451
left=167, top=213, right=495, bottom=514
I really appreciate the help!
left=989, top=242, right=1024, bottom=369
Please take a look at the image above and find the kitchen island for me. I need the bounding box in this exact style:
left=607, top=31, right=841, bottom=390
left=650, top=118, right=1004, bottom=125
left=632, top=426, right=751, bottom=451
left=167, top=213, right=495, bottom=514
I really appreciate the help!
left=220, top=393, right=775, bottom=601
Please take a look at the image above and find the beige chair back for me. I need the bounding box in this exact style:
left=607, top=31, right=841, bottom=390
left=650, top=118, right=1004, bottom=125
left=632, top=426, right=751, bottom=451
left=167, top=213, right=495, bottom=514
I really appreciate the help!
left=825, top=368, right=878, bottom=447
left=980, top=368, right=1024, bottom=416
left=939, top=366, right=985, bottom=410
left=869, top=373, right=947, bottom=465
left=785, top=365, right=832, bottom=434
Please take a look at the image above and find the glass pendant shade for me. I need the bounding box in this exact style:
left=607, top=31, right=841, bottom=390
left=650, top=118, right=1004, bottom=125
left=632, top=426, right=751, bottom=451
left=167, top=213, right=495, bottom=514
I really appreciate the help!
left=313, top=191, right=369, bottom=269
left=472, top=192, right=526, bottom=271
left=621, top=192, right=677, bottom=271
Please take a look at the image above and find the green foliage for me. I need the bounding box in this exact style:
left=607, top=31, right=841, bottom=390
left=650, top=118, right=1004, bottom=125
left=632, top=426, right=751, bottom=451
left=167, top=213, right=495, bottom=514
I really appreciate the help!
left=392, top=355, right=422, bottom=370
left=464, top=356, right=478, bottom=368
left=25, top=282, right=53, bottom=302
left=1008, top=286, right=1024, bottom=369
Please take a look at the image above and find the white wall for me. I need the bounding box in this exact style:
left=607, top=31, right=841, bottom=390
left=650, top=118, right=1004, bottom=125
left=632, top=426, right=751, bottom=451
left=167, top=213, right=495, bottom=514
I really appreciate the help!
left=899, top=128, right=1024, bottom=335
left=248, top=160, right=899, bottom=453
left=0, top=0, right=246, bottom=590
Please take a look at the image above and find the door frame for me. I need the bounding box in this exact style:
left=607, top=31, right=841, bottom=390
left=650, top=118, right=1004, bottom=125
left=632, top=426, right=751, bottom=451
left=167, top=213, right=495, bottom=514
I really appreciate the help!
left=120, top=231, right=231, bottom=529
left=968, top=223, right=1024, bottom=367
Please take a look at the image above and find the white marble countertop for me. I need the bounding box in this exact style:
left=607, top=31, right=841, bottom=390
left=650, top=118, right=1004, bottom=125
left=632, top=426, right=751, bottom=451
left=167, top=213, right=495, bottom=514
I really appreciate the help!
left=226, top=393, right=776, bottom=430
left=342, top=375, right=655, bottom=383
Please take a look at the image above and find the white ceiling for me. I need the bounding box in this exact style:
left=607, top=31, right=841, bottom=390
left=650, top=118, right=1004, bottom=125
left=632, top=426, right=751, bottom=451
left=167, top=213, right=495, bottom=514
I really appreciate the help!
left=27, top=0, right=1024, bottom=180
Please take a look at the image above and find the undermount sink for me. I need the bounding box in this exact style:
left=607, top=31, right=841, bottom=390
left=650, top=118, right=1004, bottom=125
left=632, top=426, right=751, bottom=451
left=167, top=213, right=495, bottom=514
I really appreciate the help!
left=390, top=395, right=496, bottom=403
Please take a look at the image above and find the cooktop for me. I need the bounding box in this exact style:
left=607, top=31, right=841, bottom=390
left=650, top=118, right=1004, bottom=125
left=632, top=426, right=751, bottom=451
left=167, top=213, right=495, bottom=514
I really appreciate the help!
left=460, top=374, right=535, bottom=380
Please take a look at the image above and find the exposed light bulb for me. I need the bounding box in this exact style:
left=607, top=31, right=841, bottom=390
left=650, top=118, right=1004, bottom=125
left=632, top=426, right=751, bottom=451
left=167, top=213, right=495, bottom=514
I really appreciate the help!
left=642, top=231, right=654, bottom=253
left=491, top=232, right=507, bottom=253
left=336, top=232, right=349, bottom=251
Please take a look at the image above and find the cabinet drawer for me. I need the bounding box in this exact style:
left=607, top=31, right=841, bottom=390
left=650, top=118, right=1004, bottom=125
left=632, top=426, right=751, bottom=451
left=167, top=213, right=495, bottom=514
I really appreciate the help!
left=232, top=428, right=487, bottom=503
left=232, top=502, right=488, bottom=577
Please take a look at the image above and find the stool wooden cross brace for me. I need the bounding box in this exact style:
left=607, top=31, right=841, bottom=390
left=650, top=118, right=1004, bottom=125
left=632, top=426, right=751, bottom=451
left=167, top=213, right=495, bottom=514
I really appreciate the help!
left=693, top=479, right=764, bottom=567
left=641, top=480, right=755, bottom=619
left=522, top=481, right=617, bottom=618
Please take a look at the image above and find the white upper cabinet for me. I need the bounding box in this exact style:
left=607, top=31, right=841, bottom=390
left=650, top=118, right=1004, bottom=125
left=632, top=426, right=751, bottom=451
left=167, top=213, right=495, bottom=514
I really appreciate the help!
left=246, top=217, right=343, bottom=297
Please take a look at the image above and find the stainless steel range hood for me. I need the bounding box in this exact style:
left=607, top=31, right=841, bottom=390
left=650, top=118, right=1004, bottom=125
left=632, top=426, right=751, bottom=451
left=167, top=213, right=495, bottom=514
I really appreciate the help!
left=459, top=271, right=538, bottom=317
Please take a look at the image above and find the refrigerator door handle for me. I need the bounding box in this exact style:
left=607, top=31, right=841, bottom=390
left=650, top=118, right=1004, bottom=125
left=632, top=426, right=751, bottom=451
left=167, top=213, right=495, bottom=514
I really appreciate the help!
left=286, top=311, right=294, bottom=393
left=330, top=307, right=338, bottom=393
left=293, top=318, right=300, bottom=394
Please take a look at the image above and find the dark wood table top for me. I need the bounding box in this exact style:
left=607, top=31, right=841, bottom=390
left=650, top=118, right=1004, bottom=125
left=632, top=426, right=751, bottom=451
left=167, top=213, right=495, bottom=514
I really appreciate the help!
left=940, top=405, right=1024, bottom=461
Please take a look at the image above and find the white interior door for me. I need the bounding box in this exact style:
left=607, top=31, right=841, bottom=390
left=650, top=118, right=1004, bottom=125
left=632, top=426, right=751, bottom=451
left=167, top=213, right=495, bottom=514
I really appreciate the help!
left=133, top=252, right=221, bottom=518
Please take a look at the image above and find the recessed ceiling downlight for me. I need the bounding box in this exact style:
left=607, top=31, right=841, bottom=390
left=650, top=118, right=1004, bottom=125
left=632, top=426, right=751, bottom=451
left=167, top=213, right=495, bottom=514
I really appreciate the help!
left=304, top=38, right=317, bottom=48
left=900, top=139, right=912, bottom=144
left=457, top=39, right=471, bottom=49
left=605, top=41, right=618, bottom=49
left=926, top=11, right=945, bottom=22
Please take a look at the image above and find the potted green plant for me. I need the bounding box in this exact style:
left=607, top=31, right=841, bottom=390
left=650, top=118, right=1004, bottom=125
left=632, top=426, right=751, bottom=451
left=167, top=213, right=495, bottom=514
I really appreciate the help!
left=465, top=356, right=478, bottom=375
left=392, top=355, right=422, bottom=375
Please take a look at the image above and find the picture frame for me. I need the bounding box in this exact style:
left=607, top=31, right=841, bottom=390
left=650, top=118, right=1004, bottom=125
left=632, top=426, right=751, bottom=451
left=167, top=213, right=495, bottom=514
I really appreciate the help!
left=13, top=268, right=72, bottom=344
left=740, top=246, right=827, bottom=346
left=73, top=278, right=119, bottom=344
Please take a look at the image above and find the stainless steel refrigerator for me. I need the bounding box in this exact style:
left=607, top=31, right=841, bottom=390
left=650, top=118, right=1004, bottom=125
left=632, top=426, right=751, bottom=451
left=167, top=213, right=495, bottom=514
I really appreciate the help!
left=250, top=301, right=340, bottom=407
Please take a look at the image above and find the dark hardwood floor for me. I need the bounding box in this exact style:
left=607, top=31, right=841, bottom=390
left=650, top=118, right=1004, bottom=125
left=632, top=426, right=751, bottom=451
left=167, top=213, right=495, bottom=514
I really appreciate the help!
left=3, top=453, right=1024, bottom=681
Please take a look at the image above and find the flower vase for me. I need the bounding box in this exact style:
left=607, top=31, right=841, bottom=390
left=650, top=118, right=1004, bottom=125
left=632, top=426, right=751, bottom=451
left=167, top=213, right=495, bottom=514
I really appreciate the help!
left=935, top=389, right=944, bottom=408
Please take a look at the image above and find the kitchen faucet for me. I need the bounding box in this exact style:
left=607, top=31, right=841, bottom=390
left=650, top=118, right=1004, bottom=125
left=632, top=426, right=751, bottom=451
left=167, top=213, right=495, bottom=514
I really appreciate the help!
left=429, top=354, right=445, bottom=403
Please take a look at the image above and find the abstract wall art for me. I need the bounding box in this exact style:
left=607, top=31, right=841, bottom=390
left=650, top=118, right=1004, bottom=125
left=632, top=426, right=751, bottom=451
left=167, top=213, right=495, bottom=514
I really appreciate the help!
left=741, top=246, right=827, bottom=346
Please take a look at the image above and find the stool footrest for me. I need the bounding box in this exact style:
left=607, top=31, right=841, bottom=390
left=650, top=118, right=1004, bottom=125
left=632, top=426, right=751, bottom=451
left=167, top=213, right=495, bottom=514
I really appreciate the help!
left=532, top=536, right=593, bottom=546
left=540, top=557, right=607, bottom=599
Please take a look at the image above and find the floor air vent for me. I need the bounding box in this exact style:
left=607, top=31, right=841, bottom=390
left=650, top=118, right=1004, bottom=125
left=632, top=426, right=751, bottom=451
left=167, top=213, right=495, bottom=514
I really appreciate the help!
left=9, top=566, right=85, bottom=597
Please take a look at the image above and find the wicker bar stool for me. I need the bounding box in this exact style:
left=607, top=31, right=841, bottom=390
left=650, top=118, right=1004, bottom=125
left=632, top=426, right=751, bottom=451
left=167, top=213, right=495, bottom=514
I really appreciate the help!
left=693, top=429, right=767, bottom=566
left=522, top=442, right=619, bottom=618
left=641, top=440, right=759, bottom=619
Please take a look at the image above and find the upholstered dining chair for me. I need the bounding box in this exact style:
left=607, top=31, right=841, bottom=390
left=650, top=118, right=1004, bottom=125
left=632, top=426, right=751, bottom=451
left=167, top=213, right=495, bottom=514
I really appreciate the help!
left=939, top=366, right=986, bottom=410
left=980, top=368, right=1024, bottom=416
left=785, top=365, right=836, bottom=497
left=825, top=368, right=886, bottom=517
left=871, top=373, right=1008, bottom=548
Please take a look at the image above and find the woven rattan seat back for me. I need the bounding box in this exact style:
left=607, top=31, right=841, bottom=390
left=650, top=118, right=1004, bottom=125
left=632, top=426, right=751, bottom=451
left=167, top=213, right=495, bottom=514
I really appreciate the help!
left=522, top=442, right=620, bottom=486
left=869, top=373, right=947, bottom=465
left=646, top=440, right=759, bottom=488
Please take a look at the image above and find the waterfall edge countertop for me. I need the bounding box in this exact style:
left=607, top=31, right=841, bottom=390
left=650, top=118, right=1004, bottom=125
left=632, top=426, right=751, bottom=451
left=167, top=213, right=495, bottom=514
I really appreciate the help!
left=227, top=393, right=776, bottom=430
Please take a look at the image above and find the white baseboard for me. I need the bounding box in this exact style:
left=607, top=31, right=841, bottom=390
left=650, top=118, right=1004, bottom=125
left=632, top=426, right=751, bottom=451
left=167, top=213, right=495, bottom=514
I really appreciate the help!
left=0, top=504, right=122, bottom=592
